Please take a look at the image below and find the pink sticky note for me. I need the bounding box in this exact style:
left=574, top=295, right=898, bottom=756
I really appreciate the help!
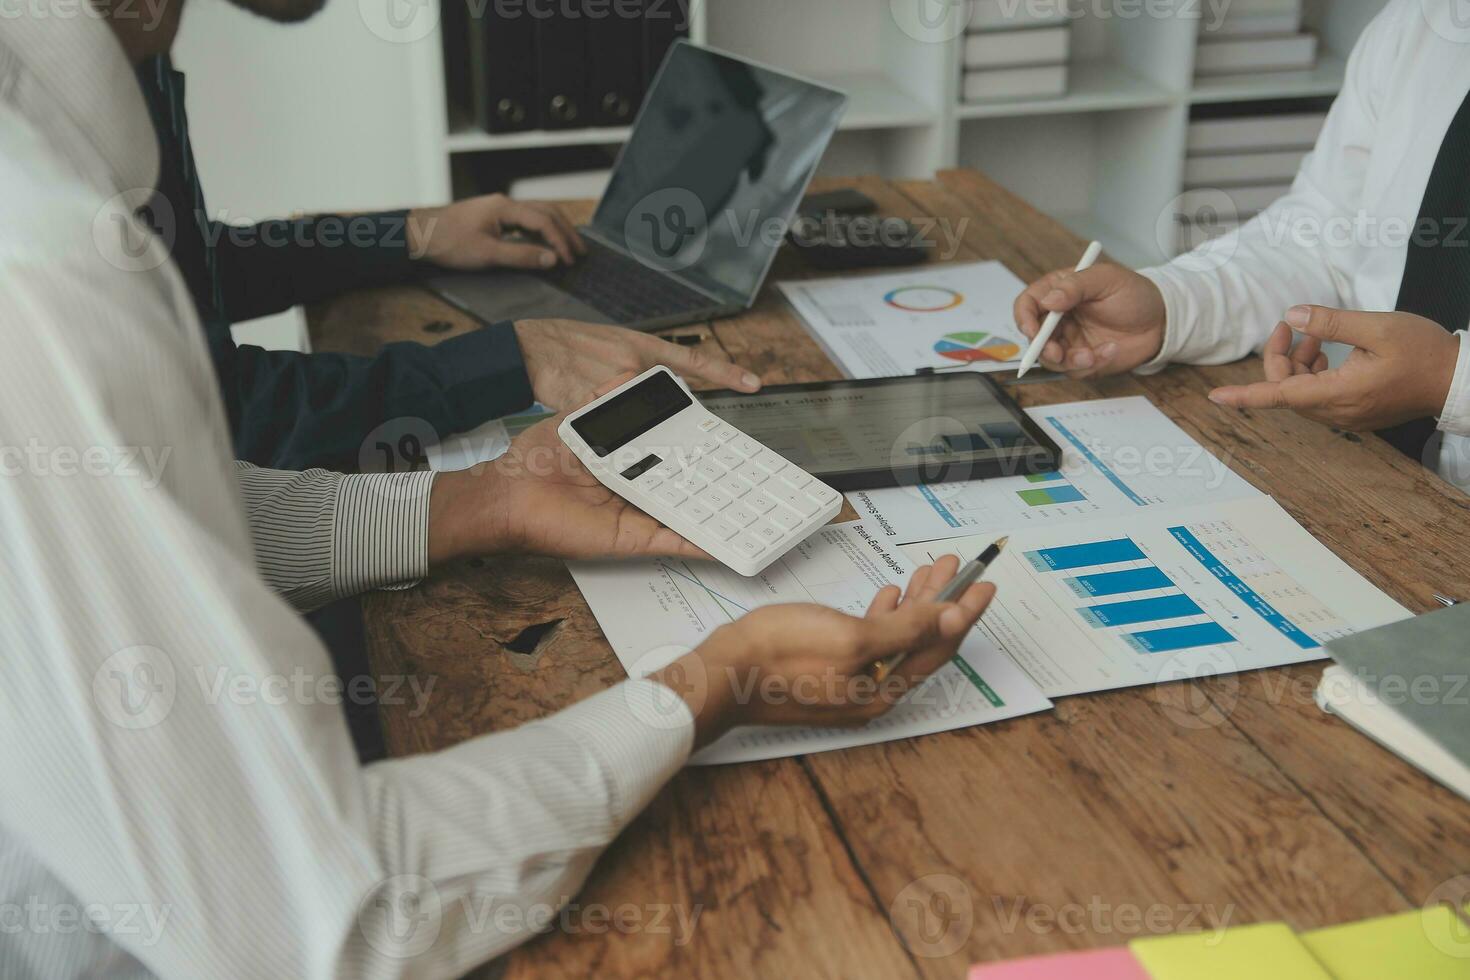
left=969, top=947, right=1151, bottom=980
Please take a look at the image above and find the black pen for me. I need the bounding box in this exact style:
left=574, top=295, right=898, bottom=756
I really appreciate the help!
left=870, top=537, right=1007, bottom=682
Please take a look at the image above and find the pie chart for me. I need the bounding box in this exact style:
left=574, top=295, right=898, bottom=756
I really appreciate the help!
left=884, top=286, right=964, bottom=312
left=934, top=331, right=1022, bottom=363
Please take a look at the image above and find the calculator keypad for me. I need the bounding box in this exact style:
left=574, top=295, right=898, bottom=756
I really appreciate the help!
left=616, top=412, right=837, bottom=573
left=733, top=534, right=766, bottom=559
left=653, top=436, right=836, bottom=565
left=726, top=504, right=758, bottom=528
left=682, top=500, right=713, bottom=524
left=708, top=517, right=740, bottom=541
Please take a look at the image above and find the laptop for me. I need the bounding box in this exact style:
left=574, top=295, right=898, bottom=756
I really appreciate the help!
left=425, top=41, right=848, bottom=331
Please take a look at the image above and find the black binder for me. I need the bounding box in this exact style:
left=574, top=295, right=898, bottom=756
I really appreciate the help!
left=588, top=3, right=645, bottom=126
left=536, top=7, right=589, bottom=130
left=642, top=0, right=690, bottom=87
left=477, top=9, right=537, bottom=133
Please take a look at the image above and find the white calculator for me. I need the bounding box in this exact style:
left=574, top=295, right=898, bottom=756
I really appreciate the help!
left=558, top=366, right=843, bottom=576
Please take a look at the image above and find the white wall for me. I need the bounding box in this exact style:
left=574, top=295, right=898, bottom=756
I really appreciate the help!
left=174, top=0, right=450, bottom=348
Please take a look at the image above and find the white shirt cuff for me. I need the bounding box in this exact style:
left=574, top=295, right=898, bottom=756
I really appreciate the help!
left=1135, top=265, right=1201, bottom=375
left=1437, top=331, right=1470, bottom=437
left=550, top=679, right=695, bottom=825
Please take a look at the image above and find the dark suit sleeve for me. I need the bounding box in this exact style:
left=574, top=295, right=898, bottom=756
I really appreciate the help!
left=205, top=208, right=536, bottom=470
left=225, top=323, right=535, bottom=472
left=212, top=209, right=422, bottom=321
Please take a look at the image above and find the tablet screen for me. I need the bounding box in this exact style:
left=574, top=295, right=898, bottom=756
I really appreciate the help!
left=699, top=374, right=1059, bottom=490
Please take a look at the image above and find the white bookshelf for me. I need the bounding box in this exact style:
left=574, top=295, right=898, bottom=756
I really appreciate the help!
left=178, top=0, right=1388, bottom=276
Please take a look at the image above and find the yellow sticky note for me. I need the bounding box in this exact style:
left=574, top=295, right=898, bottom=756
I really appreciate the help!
left=1301, top=905, right=1470, bottom=980
left=1129, top=922, right=1332, bottom=980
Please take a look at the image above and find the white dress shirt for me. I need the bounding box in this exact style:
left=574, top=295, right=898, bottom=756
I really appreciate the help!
left=0, top=13, right=692, bottom=980
left=1140, top=0, right=1470, bottom=490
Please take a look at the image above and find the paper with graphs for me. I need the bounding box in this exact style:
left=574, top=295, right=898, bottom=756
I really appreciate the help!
left=848, top=397, right=1264, bottom=545
left=779, top=261, right=1031, bottom=377
left=568, top=522, right=1051, bottom=764
left=905, top=497, right=1409, bottom=697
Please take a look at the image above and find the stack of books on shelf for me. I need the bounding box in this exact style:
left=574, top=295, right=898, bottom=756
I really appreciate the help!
left=1174, top=97, right=1331, bottom=253
left=961, top=0, right=1072, bottom=104
left=1196, top=0, right=1318, bottom=77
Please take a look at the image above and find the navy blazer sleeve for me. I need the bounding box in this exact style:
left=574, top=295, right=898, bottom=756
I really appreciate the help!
left=137, top=55, right=535, bottom=472
left=219, top=319, right=535, bottom=473
left=203, top=209, right=535, bottom=471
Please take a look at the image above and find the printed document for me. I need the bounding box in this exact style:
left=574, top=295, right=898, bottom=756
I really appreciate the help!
left=568, top=522, right=1052, bottom=764
left=905, top=497, right=1410, bottom=697
left=779, top=261, right=1031, bottom=377
left=849, top=397, right=1263, bottom=544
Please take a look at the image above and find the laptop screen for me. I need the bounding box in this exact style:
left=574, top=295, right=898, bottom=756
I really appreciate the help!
left=591, top=42, right=847, bottom=305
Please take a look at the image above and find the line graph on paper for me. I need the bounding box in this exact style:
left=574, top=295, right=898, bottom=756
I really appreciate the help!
left=652, top=541, right=882, bottom=633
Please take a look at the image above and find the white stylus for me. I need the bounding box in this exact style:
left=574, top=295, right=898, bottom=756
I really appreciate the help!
left=1016, top=240, right=1103, bottom=378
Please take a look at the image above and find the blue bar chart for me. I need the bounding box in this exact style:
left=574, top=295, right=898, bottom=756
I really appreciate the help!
left=1065, top=566, right=1174, bottom=597
left=1123, top=622, right=1236, bottom=653
left=1025, top=538, right=1146, bottom=571
left=1079, top=593, right=1204, bottom=628
left=908, top=497, right=1405, bottom=699
left=1025, top=537, right=1239, bottom=655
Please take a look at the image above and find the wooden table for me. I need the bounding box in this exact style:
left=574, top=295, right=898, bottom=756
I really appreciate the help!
left=310, top=170, right=1470, bottom=978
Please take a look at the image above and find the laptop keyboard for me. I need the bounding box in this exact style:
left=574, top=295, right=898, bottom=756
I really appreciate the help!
left=555, top=243, right=714, bottom=324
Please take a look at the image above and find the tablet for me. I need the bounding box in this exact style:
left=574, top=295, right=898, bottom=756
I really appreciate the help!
left=698, top=373, right=1061, bottom=491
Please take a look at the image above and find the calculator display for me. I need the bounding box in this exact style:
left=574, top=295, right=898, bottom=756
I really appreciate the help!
left=570, top=371, right=692, bottom=456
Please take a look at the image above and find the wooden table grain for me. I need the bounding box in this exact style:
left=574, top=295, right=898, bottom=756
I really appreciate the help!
left=309, top=170, right=1470, bottom=978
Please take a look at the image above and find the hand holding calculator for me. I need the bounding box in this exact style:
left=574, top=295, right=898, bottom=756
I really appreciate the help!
left=558, top=367, right=842, bottom=575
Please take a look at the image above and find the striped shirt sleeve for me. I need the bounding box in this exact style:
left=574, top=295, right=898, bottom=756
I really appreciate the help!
left=232, top=462, right=435, bottom=611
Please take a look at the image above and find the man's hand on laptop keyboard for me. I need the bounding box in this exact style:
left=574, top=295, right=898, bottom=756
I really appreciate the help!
left=513, top=318, right=763, bottom=411
left=407, top=193, right=587, bottom=270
